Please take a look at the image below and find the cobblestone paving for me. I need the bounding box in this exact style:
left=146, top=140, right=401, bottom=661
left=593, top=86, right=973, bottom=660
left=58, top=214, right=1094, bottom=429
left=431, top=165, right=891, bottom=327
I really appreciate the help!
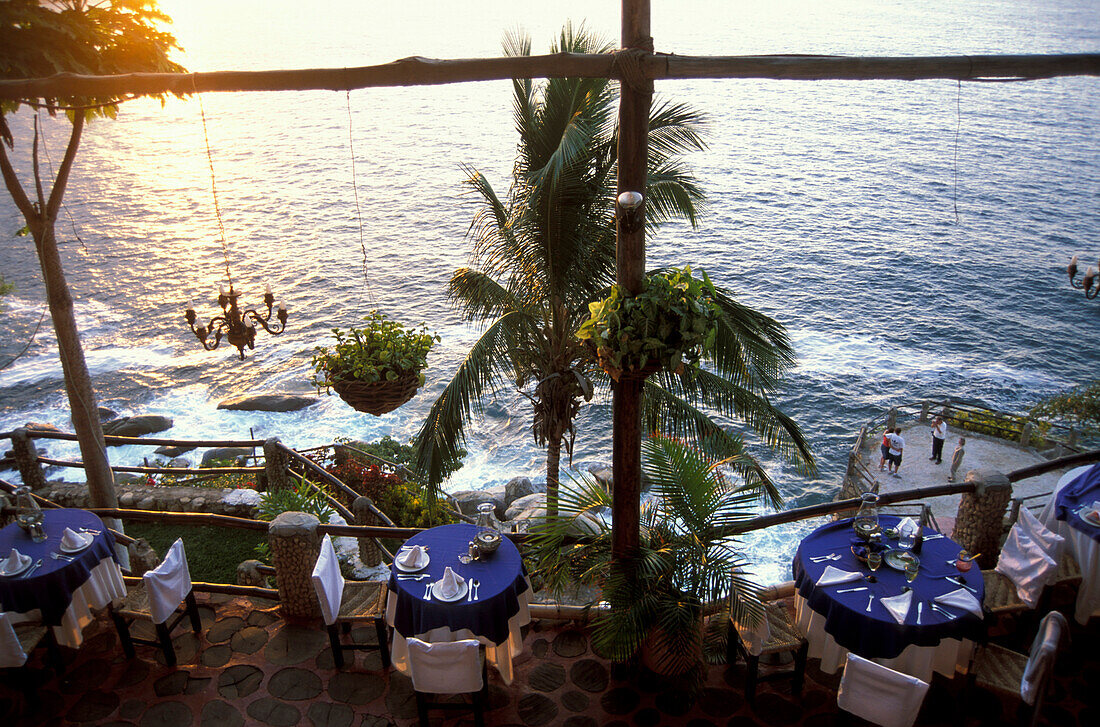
left=1, top=593, right=1097, bottom=726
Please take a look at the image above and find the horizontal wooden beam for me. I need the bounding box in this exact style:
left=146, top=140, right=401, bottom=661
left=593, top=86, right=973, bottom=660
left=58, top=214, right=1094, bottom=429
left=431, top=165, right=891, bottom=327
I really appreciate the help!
left=0, top=53, right=1097, bottom=100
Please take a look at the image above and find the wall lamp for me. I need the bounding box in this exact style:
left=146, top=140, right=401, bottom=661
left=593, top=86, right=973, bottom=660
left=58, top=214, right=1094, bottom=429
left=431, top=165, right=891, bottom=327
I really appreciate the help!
left=616, top=191, right=645, bottom=234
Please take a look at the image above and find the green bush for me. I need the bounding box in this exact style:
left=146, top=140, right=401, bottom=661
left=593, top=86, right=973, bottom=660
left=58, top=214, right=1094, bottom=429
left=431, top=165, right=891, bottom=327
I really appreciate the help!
left=947, top=409, right=1049, bottom=447
left=126, top=523, right=265, bottom=585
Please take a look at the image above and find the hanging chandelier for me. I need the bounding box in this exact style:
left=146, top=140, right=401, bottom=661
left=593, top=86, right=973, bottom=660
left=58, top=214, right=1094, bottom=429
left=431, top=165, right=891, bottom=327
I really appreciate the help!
left=1067, top=255, right=1099, bottom=299
left=185, top=284, right=288, bottom=359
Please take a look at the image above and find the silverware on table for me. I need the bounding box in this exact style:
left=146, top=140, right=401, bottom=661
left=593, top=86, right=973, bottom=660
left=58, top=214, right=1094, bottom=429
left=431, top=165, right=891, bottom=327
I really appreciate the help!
left=837, top=587, right=867, bottom=593
left=809, top=553, right=841, bottom=563
left=930, top=603, right=953, bottom=618
left=78, top=527, right=101, bottom=535
left=397, top=574, right=431, bottom=581
left=21, top=558, right=43, bottom=579
left=51, top=552, right=75, bottom=562
left=923, top=533, right=945, bottom=540
left=471, top=580, right=480, bottom=601
left=945, top=576, right=977, bottom=593
left=424, top=582, right=433, bottom=599
left=865, top=594, right=874, bottom=612
left=917, top=602, right=923, bottom=624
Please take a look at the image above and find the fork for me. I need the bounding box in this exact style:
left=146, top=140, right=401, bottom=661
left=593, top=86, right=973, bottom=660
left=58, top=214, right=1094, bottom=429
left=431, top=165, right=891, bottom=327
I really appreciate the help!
left=423, top=582, right=433, bottom=599
left=397, top=574, right=431, bottom=581
left=930, top=603, right=954, bottom=618
left=809, top=553, right=841, bottom=563
left=51, top=552, right=75, bottom=562
left=21, top=559, right=43, bottom=579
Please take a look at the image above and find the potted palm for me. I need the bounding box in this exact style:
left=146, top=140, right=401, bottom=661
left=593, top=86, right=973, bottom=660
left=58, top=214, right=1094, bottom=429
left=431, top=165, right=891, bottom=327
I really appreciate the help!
left=530, top=434, right=769, bottom=680
left=576, top=267, right=720, bottom=381
left=311, top=311, right=440, bottom=415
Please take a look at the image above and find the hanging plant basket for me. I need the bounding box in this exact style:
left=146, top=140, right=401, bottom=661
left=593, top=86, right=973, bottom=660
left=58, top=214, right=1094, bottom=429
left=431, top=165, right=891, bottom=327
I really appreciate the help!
left=311, top=311, right=440, bottom=417
left=331, top=373, right=421, bottom=416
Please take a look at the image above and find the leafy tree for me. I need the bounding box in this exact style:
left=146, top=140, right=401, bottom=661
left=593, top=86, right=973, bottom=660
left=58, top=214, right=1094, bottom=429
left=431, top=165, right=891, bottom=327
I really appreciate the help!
left=1030, top=380, right=1100, bottom=432
left=411, top=24, right=813, bottom=514
left=0, top=1, right=184, bottom=509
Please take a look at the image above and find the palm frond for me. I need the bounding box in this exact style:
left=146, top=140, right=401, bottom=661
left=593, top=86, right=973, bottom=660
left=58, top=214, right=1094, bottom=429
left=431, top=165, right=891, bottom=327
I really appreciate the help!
left=447, top=267, right=526, bottom=323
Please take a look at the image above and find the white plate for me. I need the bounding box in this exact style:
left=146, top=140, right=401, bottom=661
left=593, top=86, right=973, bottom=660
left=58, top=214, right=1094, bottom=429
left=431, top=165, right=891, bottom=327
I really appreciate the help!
left=0, top=556, right=32, bottom=577
left=884, top=549, right=919, bottom=571
left=1080, top=509, right=1100, bottom=527
left=395, top=553, right=430, bottom=572
left=59, top=535, right=93, bottom=553
left=431, top=579, right=469, bottom=602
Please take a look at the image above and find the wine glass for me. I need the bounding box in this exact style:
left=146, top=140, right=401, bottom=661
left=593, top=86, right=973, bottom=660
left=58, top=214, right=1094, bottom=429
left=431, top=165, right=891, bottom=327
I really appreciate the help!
left=904, top=559, right=919, bottom=583
left=867, top=550, right=882, bottom=572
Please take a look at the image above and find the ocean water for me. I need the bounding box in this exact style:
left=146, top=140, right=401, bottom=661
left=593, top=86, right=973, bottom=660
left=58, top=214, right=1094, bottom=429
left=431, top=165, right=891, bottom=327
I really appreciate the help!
left=1, top=0, right=1098, bottom=584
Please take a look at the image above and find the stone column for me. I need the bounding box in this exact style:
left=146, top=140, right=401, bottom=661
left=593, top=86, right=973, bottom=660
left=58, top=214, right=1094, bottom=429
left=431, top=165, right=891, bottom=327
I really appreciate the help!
left=269, top=511, right=322, bottom=620
left=1019, top=422, right=1033, bottom=447
left=886, top=408, right=897, bottom=431
left=352, top=496, right=382, bottom=567
left=920, top=402, right=930, bottom=422
left=950, top=470, right=1012, bottom=570
left=11, top=428, right=47, bottom=491
left=263, top=437, right=292, bottom=492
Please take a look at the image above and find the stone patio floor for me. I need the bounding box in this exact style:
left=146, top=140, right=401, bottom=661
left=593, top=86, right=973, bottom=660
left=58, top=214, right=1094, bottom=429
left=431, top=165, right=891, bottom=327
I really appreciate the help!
left=2, top=592, right=1098, bottom=727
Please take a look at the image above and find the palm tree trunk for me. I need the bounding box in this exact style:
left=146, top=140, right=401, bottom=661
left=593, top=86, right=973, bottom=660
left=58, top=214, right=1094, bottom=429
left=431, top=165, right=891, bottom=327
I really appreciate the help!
left=545, top=421, right=563, bottom=519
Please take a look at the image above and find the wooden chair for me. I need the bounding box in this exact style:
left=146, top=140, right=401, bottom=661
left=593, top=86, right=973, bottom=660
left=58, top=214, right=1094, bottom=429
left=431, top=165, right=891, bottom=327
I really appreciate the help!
left=110, top=538, right=201, bottom=666
left=1, top=612, right=55, bottom=712
left=406, top=637, right=488, bottom=727
left=968, top=610, right=1068, bottom=727
left=727, top=599, right=808, bottom=706
left=311, top=534, right=390, bottom=669
left=837, top=652, right=930, bottom=727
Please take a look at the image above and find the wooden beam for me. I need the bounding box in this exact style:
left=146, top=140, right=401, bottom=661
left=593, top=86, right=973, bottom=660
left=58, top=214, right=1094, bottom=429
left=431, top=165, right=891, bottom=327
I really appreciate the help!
left=1, top=53, right=1097, bottom=100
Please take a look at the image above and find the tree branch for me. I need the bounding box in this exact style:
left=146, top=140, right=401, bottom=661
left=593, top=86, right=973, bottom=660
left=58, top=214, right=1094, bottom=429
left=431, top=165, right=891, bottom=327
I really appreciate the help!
left=45, top=112, right=84, bottom=222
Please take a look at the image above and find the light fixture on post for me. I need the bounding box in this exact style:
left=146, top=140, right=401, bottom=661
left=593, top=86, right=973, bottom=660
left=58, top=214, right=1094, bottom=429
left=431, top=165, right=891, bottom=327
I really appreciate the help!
left=185, top=284, right=288, bottom=360
left=1067, top=255, right=1099, bottom=299
left=616, top=190, right=645, bottom=234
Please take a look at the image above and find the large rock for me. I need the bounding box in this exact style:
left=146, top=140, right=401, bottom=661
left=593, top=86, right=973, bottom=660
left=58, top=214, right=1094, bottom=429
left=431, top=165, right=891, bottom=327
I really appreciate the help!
left=97, top=407, right=117, bottom=422
left=217, top=394, right=318, bottom=412
left=505, top=493, right=545, bottom=521
left=587, top=463, right=614, bottom=489
left=202, top=447, right=254, bottom=466
left=24, top=422, right=62, bottom=434
left=505, top=476, right=537, bottom=505
left=155, top=444, right=196, bottom=457
left=451, top=490, right=505, bottom=519
left=102, top=415, right=173, bottom=438
left=511, top=503, right=603, bottom=538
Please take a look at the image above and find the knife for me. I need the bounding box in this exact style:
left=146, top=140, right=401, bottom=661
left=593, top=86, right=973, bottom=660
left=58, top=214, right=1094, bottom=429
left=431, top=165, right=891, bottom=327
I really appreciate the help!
left=946, top=576, right=977, bottom=593
left=917, top=602, right=923, bottom=624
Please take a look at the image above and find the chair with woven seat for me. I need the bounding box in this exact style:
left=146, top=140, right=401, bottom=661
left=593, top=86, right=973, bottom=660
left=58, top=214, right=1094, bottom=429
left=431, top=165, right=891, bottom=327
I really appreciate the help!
left=982, top=569, right=1030, bottom=617
left=2, top=612, right=58, bottom=711
left=110, top=538, right=201, bottom=666
left=311, top=534, right=390, bottom=669
left=837, top=652, right=930, bottom=727
left=968, top=610, right=1068, bottom=727
left=727, top=599, right=808, bottom=705
left=407, top=637, right=488, bottom=727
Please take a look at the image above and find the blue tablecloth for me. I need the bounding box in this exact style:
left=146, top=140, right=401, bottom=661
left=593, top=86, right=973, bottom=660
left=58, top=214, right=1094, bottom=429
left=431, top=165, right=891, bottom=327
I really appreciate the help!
left=0, top=509, right=118, bottom=626
left=1054, top=463, right=1100, bottom=542
left=793, top=516, right=985, bottom=660
left=388, top=523, right=529, bottom=646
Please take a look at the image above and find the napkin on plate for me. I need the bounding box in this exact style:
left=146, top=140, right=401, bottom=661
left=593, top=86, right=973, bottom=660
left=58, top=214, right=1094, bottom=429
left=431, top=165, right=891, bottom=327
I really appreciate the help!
left=934, top=588, right=983, bottom=617
left=435, top=566, right=465, bottom=599
left=396, top=545, right=428, bottom=570
left=61, top=527, right=90, bottom=550
left=897, top=517, right=918, bottom=537
left=816, top=565, right=863, bottom=587
left=1084, top=501, right=1100, bottom=523
left=3, top=548, right=29, bottom=572
left=880, top=591, right=913, bottom=624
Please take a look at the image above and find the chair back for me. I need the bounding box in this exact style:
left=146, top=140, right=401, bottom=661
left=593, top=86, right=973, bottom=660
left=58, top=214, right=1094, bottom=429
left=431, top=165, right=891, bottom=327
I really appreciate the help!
left=994, top=526, right=1057, bottom=608
left=1021, top=610, right=1068, bottom=706
left=0, top=612, right=28, bottom=668
left=311, top=534, right=345, bottom=626
left=837, top=653, right=930, bottom=727
left=143, top=538, right=194, bottom=624
left=406, top=637, right=483, bottom=694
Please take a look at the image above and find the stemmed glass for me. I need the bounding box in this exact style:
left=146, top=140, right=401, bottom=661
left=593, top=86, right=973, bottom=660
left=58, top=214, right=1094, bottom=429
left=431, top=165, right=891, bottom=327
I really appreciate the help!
left=867, top=550, right=882, bottom=573
left=904, top=559, right=919, bottom=583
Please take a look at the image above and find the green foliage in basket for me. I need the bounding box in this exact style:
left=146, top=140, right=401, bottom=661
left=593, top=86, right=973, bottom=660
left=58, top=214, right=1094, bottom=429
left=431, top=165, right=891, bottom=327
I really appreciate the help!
left=311, top=311, right=440, bottom=390
left=576, top=267, right=720, bottom=380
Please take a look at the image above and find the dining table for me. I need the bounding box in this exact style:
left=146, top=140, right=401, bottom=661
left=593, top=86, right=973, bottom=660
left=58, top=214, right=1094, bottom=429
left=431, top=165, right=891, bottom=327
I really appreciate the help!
left=792, top=515, right=986, bottom=682
left=0, top=508, right=126, bottom=648
left=1038, top=463, right=1100, bottom=624
left=385, top=522, right=531, bottom=684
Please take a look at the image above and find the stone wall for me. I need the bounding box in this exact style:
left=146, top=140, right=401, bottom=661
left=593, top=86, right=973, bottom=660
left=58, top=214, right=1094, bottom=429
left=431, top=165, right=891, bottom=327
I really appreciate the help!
left=36, top=480, right=256, bottom=518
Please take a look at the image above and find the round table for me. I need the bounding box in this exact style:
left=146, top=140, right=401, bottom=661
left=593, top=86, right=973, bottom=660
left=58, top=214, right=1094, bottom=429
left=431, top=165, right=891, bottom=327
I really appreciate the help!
left=793, top=516, right=986, bottom=681
left=385, top=523, right=531, bottom=684
left=0, top=508, right=125, bottom=648
left=1039, top=464, right=1100, bottom=624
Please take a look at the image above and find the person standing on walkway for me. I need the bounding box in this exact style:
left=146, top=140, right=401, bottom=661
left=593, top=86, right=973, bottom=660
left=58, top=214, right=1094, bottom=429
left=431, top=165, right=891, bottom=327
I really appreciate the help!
left=879, top=429, right=891, bottom=471
left=887, top=427, right=905, bottom=477
left=948, top=437, right=966, bottom=482
left=930, top=416, right=948, bottom=464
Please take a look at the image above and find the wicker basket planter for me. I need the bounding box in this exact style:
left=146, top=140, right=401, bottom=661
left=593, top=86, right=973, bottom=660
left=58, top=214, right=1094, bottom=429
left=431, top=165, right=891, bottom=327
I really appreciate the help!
left=332, top=373, right=420, bottom=416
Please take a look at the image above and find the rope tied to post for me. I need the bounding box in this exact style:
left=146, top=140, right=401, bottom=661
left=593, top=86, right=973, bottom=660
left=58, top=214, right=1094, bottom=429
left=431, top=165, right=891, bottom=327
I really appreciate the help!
left=611, top=47, right=654, bottom=94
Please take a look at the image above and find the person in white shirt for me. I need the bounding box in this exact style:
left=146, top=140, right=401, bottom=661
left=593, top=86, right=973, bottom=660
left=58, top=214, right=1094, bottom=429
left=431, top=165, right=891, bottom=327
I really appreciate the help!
left=887, top=427, right=905, bottom=477
left=929, top=416, right=948, bottom=464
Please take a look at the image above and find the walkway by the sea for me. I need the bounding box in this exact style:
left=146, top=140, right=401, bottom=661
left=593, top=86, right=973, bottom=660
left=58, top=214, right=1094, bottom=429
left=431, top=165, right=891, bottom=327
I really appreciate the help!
left=3, top=591, right=1098, bottom=726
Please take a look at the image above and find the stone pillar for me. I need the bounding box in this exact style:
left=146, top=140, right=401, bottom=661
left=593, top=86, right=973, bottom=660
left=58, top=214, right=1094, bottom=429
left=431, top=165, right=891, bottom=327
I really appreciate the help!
left=352, top=496, right=383, bottom=567
left=1019, top=422, right=1033, bottom=446
left=920, top=402, right=930, bottom=422
left=263, top=437, right=292, bottom=492
left=269, top=511, right=322, bottom=620
left=11, top=428, right=47, bottom=491
left=237, top=559, right=268, bottom=587
left=951, top=470, right=1012, bottom=570
left=886, top=408, right=897, bottom=431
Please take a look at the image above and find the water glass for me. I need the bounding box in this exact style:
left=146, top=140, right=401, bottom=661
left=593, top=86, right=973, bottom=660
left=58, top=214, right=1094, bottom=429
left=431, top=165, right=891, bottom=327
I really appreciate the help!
left=898, top=530, right=915, bottom=551
left=904, top=559, right=919, bottom=582
left=867, top=550, right=882, bottom=572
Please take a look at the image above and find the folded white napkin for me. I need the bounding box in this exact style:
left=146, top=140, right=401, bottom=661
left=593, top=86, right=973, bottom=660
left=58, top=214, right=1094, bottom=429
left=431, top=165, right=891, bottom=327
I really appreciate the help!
left=61, top=527, right=89, bottom=550
left=897, top=517, right=918, bottom=537
left=3, top=548, right=28, bottom=572
left=880, top=591, right=913, bottom=624
left=436, top=566, right=465, bottom=598
left=817, top=565, right=863, bottom=587
left=397, top=545, right=428, bottom=569
left=934, top=588, right=982, bottom=617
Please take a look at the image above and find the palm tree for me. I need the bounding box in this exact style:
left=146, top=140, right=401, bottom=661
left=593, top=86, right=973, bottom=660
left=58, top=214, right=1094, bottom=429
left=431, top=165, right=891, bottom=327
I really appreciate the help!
left=412, top=23, right=813, bottom=512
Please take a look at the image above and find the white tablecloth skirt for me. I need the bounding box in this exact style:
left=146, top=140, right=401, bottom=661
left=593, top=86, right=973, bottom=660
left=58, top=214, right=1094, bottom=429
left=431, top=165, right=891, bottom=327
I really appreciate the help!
left=386, top=590, right=531, bottom=685
left=6, top=557, right=126, bottom=649
left=1038, top=465, right=1100, bottom=625
left=795, top=594, right=975, bottom=682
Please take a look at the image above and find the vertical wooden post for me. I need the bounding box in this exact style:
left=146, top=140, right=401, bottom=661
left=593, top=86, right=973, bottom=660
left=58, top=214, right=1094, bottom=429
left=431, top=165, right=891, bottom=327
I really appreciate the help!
left=611, top=0, right=653, bottom=562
